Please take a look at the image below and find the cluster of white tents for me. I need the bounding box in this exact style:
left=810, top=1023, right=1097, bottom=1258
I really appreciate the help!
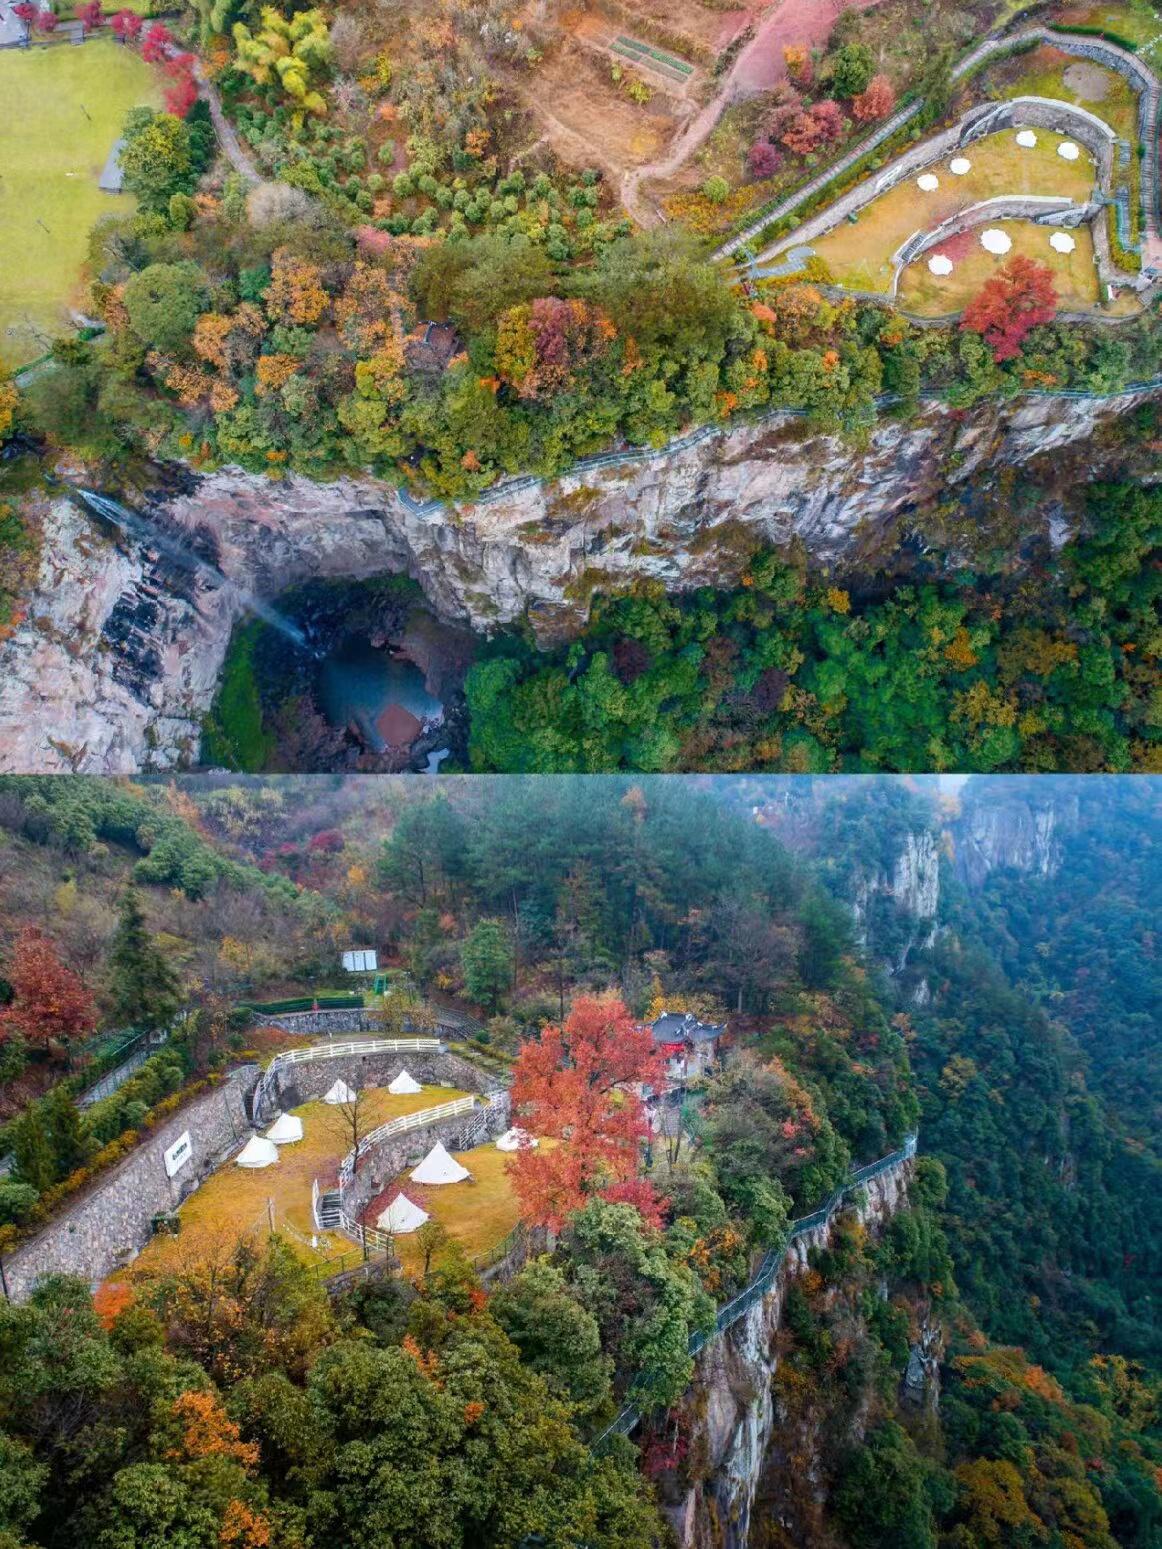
left=374, top=1139, right=471, bottom=1232
left=236, top=1110, right=306, bottom=1168
left=372, top=1128, right=541, bottom=1234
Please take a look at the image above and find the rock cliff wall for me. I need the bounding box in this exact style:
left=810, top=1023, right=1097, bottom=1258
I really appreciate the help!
left=850, top=826, right=942, bottom=972
left=660, top=1157, right=915, bottom=1548
left=1, top=386, right=1155, bottom=772
left=953, top=785, right=1077, bottom=886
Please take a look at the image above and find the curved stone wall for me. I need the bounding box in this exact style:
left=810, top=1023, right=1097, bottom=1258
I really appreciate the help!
left=264, top=1046, right=501, bottom=1117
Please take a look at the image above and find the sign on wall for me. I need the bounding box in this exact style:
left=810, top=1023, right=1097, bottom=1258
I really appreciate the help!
left=342, top=948, right=378, bottom=972
left=163, top=1130, right=193, bottom=1178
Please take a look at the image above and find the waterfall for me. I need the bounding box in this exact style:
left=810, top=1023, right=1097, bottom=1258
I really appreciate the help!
left=71, top=487, right=314, bottom=654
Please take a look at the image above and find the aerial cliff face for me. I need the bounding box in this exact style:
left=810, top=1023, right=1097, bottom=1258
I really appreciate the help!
left=850, top=826, right=942, bottom=973
left=953, top=785, right=1076, bottom=886
left=0, top=387, right=1153, bottom=772
left=658, top=1159, right=917, bottom=1549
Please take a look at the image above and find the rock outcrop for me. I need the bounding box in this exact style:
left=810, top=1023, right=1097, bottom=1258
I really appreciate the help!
left=953, top=783, right=1077, bottom=886
left=851, top=825, right=941, bottom=972
left=1, top=385, right=1155, bottom=772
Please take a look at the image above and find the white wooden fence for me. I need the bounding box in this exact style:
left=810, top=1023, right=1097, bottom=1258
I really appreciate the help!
left=251, top=1037, right=443, bottom=1121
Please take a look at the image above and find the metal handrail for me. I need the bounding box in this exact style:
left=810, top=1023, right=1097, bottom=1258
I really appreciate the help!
left=592, top=1133, right=918, bottom=1447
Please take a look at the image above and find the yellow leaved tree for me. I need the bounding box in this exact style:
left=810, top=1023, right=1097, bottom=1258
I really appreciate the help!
left=232, top=8, right=333, bottom=117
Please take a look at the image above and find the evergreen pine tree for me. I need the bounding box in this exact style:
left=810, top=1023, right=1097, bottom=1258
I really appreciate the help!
left=107, top=887, right=180, bottom=1034
left=43, top=1087, right=87, bottom=1178
left=11, top=1108, right=56, bottom=1193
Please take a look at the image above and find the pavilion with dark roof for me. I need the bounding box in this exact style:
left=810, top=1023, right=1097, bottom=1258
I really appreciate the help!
left=648, top=1010, right=725, bottom=1084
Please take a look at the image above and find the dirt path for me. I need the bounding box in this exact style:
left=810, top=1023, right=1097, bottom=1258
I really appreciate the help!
left=619, top=0, right=884, bottom=225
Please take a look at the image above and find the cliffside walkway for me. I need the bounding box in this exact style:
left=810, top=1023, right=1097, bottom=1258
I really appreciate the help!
left=593, top=1133, right=919, bottom=1449
left=394, top=374, right=1162, bottom=520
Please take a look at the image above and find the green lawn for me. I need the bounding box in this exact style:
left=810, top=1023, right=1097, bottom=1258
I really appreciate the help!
left=810, top=129, right=1098, bottom=293
left=1053, top=0, right=1162, bottom=63
left=0, top=39, right=160, bottom=369
left=897, top=218, right=1103, bottom=314
left=997, top=43, right=1141, bottom=142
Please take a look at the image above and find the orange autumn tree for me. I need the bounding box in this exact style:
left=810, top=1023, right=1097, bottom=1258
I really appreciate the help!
left=508, top=993, right=666, bottom=1230
left=0, top=927, right=98, bottom=1055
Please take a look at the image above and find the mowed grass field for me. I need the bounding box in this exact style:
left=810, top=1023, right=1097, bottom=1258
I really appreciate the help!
left=897, top=217, right=1102, bottom=313
left=118, top=1085, right=473, bottom=1284
left=377, top=1139, right=556, bottom=1273
left=0, top=39, right=160, bottom=369
left=810, top=129, right=1097, bottom=292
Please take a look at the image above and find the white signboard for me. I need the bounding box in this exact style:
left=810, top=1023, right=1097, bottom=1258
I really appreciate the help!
left=342, top=949, right=378, bottom=973
left=163, top=1130, right=193, bottom=1178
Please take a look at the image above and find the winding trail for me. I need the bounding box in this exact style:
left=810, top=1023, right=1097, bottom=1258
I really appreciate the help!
left=191, top=58, right=261, bottom=185
left=619, top=0, right=886, bottom=227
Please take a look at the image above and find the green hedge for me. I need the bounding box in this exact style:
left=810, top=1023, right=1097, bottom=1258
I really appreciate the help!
left=240, top=993, right=366, bottom=1015
left=1050, top=22, right=1139, bottom=52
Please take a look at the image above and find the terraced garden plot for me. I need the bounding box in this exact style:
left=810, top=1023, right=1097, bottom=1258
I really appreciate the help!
left=0, top=39, right=160, bottom=369
left=996, top=44, right=1141, bottom=141
left=118, top=1085, right=472, bottom=1282
left=897, top=218, right=1102, bottom=312
left=810, top=129, right=1097, bottom=292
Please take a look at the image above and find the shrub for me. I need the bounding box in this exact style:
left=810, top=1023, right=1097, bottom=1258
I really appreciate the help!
left=702, top=175, right=731, bottom=204
left=748, top=141, right=782, bottom=179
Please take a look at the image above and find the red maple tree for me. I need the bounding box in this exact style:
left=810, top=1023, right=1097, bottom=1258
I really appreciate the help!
left=110, top=7, right=141, bottom=39
left=141, top=20, right=172, bottom=61
left=960, top=255, right=1058, bottom=362
left=852, top=74, right=895, bottom=122
left=507, top=993, right=666, bottom=1231
left=164, top=53, right=199, bottom=117
left=0, top=928, right=98, bottom=1055
left=76, top=0, right=103, bottom=30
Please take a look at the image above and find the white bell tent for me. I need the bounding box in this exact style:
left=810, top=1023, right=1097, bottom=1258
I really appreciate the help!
left=376, top=1193, right=429, bottom=1234
left=323, top=1079, right=357, bottom=1105
left=236, top=1135, right=279, bottom=1168
left=496, top=1126, right=539, bottom=1152
left=388, top=1070, right=422, bottom=1095
left=410, top=1141, right=470, bottom=1185
left=265, top=1113, right=304, bottom=1144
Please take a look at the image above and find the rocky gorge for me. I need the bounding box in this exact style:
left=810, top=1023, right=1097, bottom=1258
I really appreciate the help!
left=0, top=384, right=1156, bottom=772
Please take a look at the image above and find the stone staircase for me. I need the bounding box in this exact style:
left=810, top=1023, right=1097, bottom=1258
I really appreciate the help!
left=317, top=1190, right=342, bottom=1230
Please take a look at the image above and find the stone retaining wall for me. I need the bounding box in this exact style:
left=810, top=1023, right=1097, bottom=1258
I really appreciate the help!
left=1, top=1066, right=258, bottom=1303
left=251, top=1008, right=373, bottom=1036
left=270, top=1048, right=500, bottom=1113
left=340, top=1094, right=512, bottom=1219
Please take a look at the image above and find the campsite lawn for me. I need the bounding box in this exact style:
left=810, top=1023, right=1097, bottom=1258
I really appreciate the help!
left=896, top=218, right=1102, bottom=313
left=119, top=1085, right=473, bottom=1284
left=0, top=38, right=160, bottom=369
left=809, top=129, right=1097, bottom=293
left=376, top=1141, right=557, bottom=1273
